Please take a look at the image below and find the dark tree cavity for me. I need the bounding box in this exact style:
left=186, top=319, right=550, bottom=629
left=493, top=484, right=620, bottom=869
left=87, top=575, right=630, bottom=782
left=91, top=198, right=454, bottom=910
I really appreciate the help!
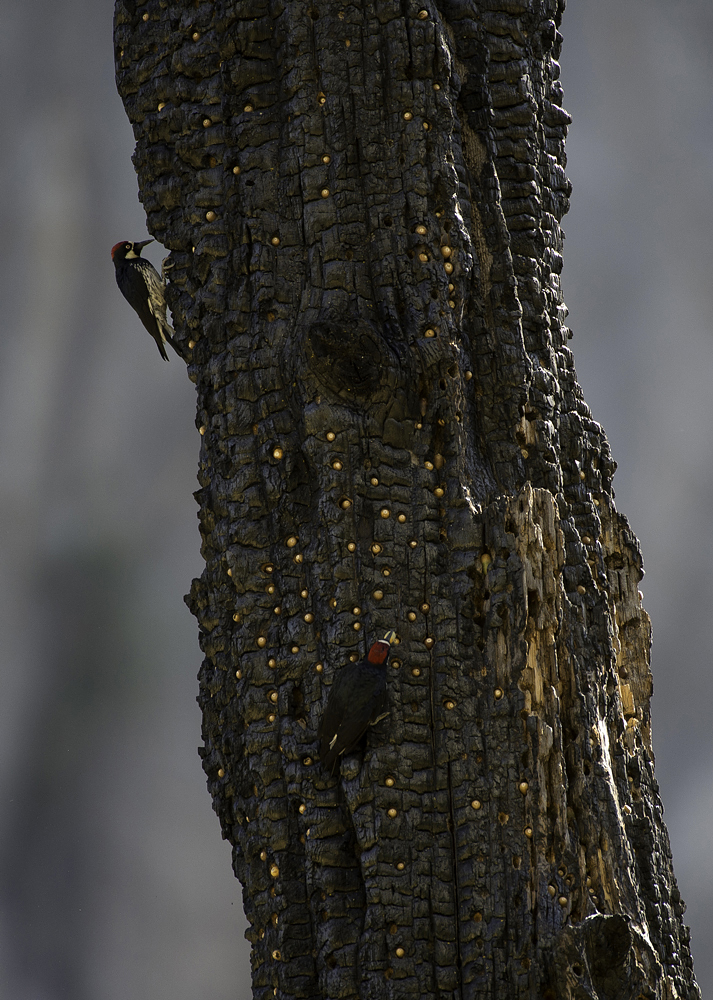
left=114, top=1, right=699, bottom=998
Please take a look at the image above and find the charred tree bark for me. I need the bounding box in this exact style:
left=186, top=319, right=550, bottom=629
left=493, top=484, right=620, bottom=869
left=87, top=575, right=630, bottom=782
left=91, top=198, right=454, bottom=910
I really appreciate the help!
left=114, top=1, right=699, bottom=998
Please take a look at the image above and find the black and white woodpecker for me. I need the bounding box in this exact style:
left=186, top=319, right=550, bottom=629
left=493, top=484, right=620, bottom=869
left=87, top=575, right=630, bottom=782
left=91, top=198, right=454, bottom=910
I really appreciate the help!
left=111, top=239, right=181, bottom=361
left=318, top=630, right=397, bottom=772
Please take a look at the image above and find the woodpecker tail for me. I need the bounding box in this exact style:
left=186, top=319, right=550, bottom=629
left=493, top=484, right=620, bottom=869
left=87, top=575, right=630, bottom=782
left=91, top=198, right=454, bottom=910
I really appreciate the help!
left=155, top=337, right=170, bottom=362
left=152, top=312, right=184, bottom=362
left=165, top=329, right=188, bottom=362
left=320, top=745, right=340, bottom=775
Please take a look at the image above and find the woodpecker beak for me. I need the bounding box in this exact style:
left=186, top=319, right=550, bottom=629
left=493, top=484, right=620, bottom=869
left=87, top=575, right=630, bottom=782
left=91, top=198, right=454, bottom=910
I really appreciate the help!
left=382, top=630, right=397, bottom=645
left=135, top=239, right=155, bottom=251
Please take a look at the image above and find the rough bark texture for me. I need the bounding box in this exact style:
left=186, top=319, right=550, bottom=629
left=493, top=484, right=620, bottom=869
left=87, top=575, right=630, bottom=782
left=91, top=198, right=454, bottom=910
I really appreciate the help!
left=115, top=1, right=699, bottom=998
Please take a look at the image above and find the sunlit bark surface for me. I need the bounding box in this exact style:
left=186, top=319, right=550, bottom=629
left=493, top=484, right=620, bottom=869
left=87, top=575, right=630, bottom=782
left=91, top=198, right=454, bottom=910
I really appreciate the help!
left=115, top=1, right=699, bottom=997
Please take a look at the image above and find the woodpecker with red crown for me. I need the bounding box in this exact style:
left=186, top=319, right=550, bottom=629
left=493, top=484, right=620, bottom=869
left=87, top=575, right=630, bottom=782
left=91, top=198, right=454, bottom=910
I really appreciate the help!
left=111, top=239, right=181, bottom=361
left=319, top=630, right=397, bottom=772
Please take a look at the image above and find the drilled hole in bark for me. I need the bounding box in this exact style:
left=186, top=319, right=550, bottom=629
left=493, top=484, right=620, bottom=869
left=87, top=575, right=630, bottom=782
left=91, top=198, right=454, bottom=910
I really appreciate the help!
left=528, top=589, right=540, bottom=620
left=384, top=216, right=393, bottom=226
left=290, top=683, right=304, bottom=720
left=572, top=964, right=583, bottom=977
left=306, top=321, right=389, bottom=399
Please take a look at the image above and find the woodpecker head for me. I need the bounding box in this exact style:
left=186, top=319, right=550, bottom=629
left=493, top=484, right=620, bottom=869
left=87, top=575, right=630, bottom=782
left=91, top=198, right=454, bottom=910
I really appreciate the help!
left=366, top=630, right=397, bottom=665
left=111, top=239, right=154, bottom=263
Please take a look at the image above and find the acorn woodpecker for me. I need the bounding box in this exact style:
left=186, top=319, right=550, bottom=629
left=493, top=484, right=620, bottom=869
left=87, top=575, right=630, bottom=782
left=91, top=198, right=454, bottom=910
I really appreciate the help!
left=318, top=630, right=397, bottom=772
left=111, top=239, right=181, bottom=361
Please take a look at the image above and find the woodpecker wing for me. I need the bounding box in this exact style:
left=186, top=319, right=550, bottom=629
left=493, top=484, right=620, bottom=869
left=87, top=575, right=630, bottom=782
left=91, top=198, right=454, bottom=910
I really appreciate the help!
left=370, top=686, right=390, bottom=726
left=145, top=267, right=174, bottom=334
left=142, top=265, right=187, bottom=360
left=318, top=661, right=388, bottom=769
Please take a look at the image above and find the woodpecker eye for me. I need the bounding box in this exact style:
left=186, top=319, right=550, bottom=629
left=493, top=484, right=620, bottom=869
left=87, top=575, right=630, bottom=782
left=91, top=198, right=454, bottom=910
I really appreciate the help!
left=125, top=243, right=131, bottom=250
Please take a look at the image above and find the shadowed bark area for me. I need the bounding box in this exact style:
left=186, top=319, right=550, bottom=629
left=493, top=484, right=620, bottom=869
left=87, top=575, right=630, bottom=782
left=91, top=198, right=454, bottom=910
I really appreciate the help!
left=114, top=1, right=699, bottom=998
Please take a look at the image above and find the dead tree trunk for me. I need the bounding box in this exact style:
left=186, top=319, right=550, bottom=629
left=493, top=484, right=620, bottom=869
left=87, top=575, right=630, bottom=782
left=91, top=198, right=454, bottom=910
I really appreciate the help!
left=115, top=1, right=699, bottom=997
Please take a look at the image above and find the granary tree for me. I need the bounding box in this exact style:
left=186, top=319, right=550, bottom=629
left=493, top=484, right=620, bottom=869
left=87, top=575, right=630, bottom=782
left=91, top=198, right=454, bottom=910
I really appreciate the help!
left=114, top=0, right=699, bottom=997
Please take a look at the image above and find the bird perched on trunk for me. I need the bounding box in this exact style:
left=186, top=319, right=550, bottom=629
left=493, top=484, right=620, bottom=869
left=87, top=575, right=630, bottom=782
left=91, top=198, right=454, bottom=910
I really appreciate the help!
left=319, top=630, right=396, bottom=772
left=111, top=239, right=181, bottom=361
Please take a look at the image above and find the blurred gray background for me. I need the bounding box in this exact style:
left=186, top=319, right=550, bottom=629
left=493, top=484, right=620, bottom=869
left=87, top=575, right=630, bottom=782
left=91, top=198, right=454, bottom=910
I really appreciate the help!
left=0, top=1, right=710, bottom=997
